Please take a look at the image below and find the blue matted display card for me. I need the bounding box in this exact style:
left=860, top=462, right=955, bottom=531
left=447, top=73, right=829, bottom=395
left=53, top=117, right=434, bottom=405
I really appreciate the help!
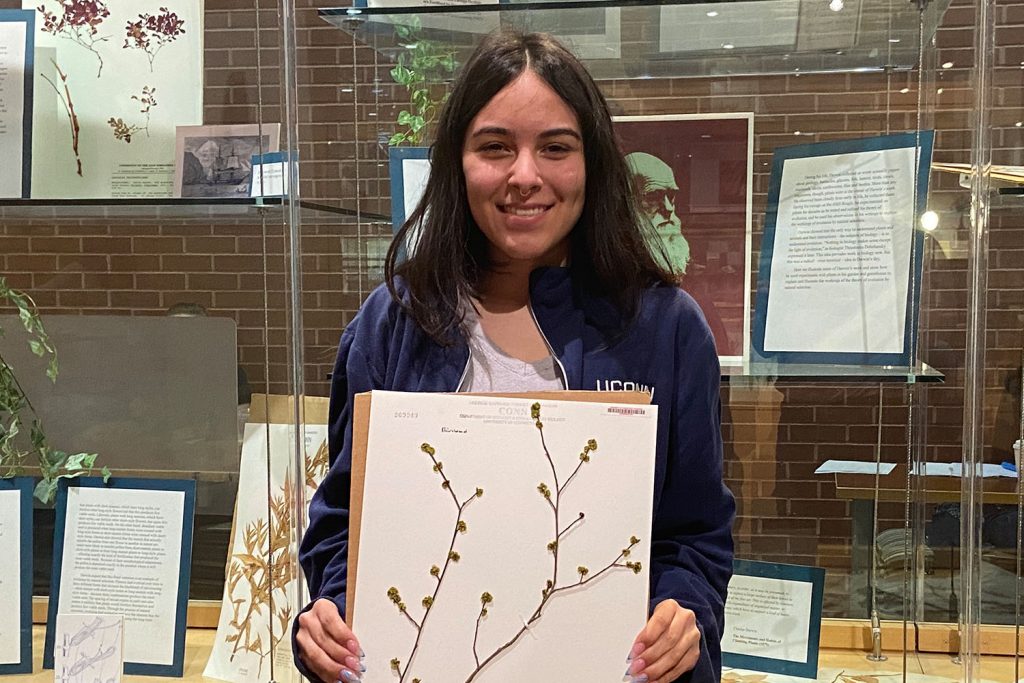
left=752, top=131, right=935, bottom=366
left=0, top=9, right=35, bottom=198
left=722, top=559, right=826, bottom=679
left=44, top=477, right=196, bottom=677
left=0, top=477, right=34, bottom=674
left=389, top=145, right=431, bottom=260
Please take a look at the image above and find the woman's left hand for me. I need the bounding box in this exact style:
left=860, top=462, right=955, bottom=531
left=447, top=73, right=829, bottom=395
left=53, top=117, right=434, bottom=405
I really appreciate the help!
left=626, top=599, right=701, bottom=683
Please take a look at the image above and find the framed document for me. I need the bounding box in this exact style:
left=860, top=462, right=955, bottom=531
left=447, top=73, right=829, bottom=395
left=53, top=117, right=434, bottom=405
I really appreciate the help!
left=0, top=10, right=34, bottom=198
left=722, top=559, right=826, bottom=678
left=45, top=477, right=196, bottom=677
left=753, top=131, right=934, bottom=366
left=0, top=477, right=33, bottom=675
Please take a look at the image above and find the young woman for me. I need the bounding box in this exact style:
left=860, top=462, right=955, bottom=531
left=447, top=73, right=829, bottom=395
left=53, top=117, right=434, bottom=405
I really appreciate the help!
left=293, top=31, right=735, bottom=683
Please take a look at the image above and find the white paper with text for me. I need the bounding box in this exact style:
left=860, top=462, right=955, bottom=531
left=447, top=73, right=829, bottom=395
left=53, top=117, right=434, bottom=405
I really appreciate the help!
left=57, top=487, right=185, bottom=667
left=763, top=146, right=917, bottom=354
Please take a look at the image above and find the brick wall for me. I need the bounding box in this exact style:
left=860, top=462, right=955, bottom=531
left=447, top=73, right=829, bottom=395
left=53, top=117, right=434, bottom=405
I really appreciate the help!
left=2, top=0, right=1021, bottom=617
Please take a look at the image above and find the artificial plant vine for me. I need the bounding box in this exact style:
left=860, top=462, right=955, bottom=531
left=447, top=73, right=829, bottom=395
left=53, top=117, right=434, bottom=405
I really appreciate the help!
left=387, top=441, right=483, bottom=683
left=0, top=277, right=110, bottom=503
left=388, top=18, right=457, bottom=146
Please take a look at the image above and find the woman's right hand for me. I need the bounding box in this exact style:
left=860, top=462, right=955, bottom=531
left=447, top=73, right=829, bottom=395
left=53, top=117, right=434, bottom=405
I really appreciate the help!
left=295, top=598, right=365, bottom=682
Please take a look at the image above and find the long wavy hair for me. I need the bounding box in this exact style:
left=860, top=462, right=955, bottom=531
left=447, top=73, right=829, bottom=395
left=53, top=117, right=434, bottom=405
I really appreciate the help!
left=384, top=30, right=674, bottom=345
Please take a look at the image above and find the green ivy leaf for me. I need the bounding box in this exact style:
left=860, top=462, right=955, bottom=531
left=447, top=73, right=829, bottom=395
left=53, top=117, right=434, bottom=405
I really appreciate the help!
left=34, top=478, right=58, bottom=504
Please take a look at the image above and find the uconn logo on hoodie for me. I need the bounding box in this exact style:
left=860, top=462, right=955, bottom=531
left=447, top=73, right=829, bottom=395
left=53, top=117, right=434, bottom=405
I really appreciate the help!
left=594, top=379, right=655, bottom=401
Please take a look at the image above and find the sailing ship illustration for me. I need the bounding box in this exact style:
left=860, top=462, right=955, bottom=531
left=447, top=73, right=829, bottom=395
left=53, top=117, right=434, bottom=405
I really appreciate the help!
left=210, top=142, right=249, bottom=184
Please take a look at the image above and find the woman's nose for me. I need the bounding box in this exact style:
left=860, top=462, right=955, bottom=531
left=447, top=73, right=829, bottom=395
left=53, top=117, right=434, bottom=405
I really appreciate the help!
left=508, top=151, right=542, bottom=194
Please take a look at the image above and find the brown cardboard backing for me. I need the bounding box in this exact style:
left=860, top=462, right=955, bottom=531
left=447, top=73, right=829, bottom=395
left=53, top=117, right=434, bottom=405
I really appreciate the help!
left=248, top=393, right=330, bottom=425
left=346, top=390, right=651, bottom=621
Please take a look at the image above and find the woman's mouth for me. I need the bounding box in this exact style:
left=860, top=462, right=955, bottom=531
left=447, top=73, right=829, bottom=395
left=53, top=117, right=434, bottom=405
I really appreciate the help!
left=500, top=204, right=550, bottom=217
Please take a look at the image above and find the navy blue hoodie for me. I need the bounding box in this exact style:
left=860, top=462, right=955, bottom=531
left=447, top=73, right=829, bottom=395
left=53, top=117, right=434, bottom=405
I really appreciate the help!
left=295, top=267, right=735, bottom=682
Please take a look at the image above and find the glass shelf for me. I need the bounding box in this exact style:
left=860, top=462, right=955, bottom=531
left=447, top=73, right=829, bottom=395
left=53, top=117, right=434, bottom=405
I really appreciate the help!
left=0, top=198, right=389, bottom=224
left=320, top=0, right=949, bottom=80
left=721, top=361, right=944, bottom=383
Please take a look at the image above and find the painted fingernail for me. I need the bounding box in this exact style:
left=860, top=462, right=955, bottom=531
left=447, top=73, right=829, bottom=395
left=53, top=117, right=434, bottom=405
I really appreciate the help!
left=339, top=670, right=361, bottom=683
left=346, top=640, right=365, bottom=659
left=631, top=675, right=649, bottom=683
left=345, top=656, right=366, bottom=673
left=627, top=641, right=645, bottom=662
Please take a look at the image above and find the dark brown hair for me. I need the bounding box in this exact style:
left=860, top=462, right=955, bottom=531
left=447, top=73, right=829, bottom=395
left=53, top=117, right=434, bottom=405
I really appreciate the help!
left=384, top=30, right=674, bottom=344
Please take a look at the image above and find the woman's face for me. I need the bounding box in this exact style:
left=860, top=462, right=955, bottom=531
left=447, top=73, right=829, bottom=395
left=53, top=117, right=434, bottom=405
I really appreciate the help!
left=462, top=70, right=586, bottom=269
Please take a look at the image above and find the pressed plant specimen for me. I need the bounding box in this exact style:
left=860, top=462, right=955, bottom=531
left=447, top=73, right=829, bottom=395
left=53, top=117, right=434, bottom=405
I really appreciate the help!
left=123, top=7, right=186, bottom=72
left=108, top=85, right=157, bottom=143
left=223, top=438, right=328, bottom=675
left=37, top=0, right=111, bottom=78
left=39, top=60, right=83, bottom=177
left=463, top=402, right=642, bottom=682
left=382, top=402, right=642, bottom=682
left=225, top=472, right=297, bottom=676
left=386, top=442, right=483, bottom=683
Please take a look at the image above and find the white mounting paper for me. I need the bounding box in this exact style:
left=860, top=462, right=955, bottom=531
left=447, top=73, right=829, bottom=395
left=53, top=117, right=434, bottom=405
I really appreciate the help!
left=54, top=614, right=124, bottom=683
left=354, top=391, right=657, bottom=682
left=24, top=0, right=202, bottom=198
left=203, top=422, right=330, bottom=683
left=0, top=489, right=22, bottom=664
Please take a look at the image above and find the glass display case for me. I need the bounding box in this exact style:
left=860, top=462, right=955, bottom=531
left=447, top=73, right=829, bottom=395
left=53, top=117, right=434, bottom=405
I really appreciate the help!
left=0, top=0, right=309, bottom=680
left=293, top=0, right=1019, bottom=680
left=0, top=0, right=1018, bottom=680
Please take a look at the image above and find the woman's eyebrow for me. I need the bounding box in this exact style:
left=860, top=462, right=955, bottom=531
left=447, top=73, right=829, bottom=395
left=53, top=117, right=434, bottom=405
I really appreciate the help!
left=468, top=126, right=511, bottom=139
left=539, top=128, right=582, bottom=141
left=467, top=126, right=582, bottom=141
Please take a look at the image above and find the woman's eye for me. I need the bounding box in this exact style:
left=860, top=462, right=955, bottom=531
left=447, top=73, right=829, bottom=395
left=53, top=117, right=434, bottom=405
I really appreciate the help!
left=544, top=142, right=576, bottom=155
left=479, top=142, right=508, bottom=154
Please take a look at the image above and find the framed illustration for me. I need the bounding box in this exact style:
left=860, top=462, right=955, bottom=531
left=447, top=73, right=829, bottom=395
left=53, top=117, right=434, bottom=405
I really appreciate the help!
left=0, top=10, right=34, bottom=199
left=173, top=123, right=280, bottom=198
left=614, top=113, right=754, bottom=366
left=0, top=477, right=33, bottom=675
left=752, top=131, right=934, bottom=366
left=45, top=477, right=196, bottom=677
left=722, top=559, right=826, bottom=678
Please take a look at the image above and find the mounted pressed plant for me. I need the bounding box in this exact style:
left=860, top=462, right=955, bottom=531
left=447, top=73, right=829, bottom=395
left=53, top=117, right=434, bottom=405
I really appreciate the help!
left=108, top=85, right=157, bottom=143
left=39, top=60, right=83, bottom=177
left=37, top=0, right=111, bottom=78
left=381, top=402, right=642, bottom=683
left=464, top=403, right=642, bottom=682
left=123, top=7, right=186, bottom=72
left=0, top=276, right=110, bottom=503
left=222, top=439, right=329, bottom=676
left=386, top=441, right=483, bottom=683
